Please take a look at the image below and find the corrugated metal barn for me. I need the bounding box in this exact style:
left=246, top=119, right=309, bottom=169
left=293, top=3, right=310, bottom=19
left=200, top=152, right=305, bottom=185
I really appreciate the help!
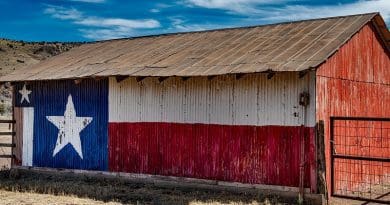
left=0, top=12, right=389, bottom=203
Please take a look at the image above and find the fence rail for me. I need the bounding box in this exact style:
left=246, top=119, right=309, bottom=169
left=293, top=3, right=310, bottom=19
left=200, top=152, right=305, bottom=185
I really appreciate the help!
left=330, top=116, right=390, bottom=204
left=0, top=119, right=15, bottom=166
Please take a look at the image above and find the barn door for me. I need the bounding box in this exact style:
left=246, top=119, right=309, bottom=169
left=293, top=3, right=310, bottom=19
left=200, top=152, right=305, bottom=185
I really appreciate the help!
left=330, top=117, right=390, bottom=204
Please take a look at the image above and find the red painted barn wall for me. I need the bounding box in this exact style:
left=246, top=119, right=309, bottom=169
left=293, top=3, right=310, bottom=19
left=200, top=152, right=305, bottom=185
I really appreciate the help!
left=316, top=23, right=390, bottom=197
left=109, top=123, right=315, bottom=188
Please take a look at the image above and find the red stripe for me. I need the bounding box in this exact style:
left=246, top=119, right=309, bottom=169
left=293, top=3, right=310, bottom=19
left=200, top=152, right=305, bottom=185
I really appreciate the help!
left=109, top=122, right=315, bottom=189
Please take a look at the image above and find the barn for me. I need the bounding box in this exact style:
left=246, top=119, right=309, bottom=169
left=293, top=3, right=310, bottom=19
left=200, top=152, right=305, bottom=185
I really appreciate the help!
left=0, top=12, right=388, bottom=203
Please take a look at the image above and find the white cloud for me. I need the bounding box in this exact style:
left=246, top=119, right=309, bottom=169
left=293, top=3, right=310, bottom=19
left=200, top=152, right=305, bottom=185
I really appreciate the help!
left=184, top=0, right=390, bottom=23
left=44, top=5, right=82, bottom=20
left=168, top=0, right=389, bottom=41
left=184, top=0, right=289, bottom=14
left=150, top=8, right=160, bottom=13
left=44, top=5, right=160, bottom=40
left=149, top=3, right=174, bottom=13
left=168, top=16, right=226, bottom=32
left=76, top=18, right=160, bottom=29
left=79, top=28, right=133, bottom=40
left=68, top=0, right=105, bottom=3
left=257, top=0, right=390, bottom=23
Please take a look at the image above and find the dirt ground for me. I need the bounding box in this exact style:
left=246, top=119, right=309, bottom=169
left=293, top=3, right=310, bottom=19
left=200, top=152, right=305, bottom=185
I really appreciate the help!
left=0, top=169, right=290, bottom=205
left=0, top=190, right=121, bottom=205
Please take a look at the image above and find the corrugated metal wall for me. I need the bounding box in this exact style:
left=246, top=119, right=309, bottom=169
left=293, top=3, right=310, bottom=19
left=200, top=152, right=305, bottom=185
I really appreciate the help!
left=316, top=23, right=390, bottom=197
left=109, top=73, right=316, bottom=126
left=109, top=72, right=317, bottom=190
left=12, top=67, right=319, bottom=190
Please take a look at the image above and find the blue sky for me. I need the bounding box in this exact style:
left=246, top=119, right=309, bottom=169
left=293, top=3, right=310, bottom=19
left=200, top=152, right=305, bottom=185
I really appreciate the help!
left=0, top=0, right=389, bottom=42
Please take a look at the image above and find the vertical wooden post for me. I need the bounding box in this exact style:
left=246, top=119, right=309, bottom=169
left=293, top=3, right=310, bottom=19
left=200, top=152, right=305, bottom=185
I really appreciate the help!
left=298, top=90, right=310, bottom=204
left=316, top=120, right=327, bottom=199
left=11, top=84, right=15, bottom=167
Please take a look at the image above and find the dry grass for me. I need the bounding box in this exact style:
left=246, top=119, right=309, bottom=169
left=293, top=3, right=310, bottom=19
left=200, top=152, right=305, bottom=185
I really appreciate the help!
left=0, top=189, right=274, bottom=205
left=0, top=169, right=289, bottom=205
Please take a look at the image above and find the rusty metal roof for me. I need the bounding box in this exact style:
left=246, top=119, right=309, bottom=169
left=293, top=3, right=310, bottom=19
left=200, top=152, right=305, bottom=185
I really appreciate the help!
left=1, top=13, right=388, bottom=82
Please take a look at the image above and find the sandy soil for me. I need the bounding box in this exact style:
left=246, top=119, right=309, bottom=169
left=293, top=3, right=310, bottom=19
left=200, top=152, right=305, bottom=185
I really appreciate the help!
left=0, top=190, right=121, bottom=205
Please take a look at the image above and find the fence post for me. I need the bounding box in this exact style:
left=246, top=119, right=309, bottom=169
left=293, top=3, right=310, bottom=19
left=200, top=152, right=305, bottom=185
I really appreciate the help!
left=316, top=120, right=327, bottom=199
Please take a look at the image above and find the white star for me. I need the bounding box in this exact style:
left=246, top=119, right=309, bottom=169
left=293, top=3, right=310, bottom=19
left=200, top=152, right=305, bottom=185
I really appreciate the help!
left=19, top=84, right=32, bottom=104
left=46, top=95, right=93, bottom=159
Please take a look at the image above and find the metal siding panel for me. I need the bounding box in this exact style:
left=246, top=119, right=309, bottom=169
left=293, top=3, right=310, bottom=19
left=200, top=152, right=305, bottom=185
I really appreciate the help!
left=109, top=123, right=315, bottom=188
left=186, top=77, right=210, bottom=124
left=109, top=73, right=315, bottom=126
left=233, top=75, right=257, bottom=125
left=209, top=76, right=232, bottom=125
left=161, top=78, right=185, bottom=123
left=140, top=78, right=163, bottom=122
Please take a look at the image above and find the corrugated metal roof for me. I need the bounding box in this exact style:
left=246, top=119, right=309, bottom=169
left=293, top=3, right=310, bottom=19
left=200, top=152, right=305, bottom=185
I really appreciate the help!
left=1, top=13, right=388, bottom=82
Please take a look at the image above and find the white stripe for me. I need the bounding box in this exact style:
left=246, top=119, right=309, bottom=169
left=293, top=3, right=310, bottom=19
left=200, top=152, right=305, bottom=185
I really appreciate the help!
left=109, top=72, right=316, bottom=127
left=22, top=107, right=34, bottom=166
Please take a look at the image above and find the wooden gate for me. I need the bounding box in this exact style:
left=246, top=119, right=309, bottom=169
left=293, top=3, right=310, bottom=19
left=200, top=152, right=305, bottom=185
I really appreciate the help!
left=330, top=117, right=390, bottom=204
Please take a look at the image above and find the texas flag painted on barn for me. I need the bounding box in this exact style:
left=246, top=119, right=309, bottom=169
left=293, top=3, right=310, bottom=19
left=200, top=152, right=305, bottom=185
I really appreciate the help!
left=14, top=80, right=108, bottom=171
left=13, top=76, right=316, bottom=189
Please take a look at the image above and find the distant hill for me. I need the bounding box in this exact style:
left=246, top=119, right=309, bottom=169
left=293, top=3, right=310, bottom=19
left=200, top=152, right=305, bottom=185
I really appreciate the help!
left=0, top=39, right=82, bottom=76
left=0, top=39, right=82, bottom=116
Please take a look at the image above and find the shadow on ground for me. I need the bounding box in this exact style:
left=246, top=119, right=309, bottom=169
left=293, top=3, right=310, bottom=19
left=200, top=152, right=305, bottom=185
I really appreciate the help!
left=0, top=169, right=296, bottom=205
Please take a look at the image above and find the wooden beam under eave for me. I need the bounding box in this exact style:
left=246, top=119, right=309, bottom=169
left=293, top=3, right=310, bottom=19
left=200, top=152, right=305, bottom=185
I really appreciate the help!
left=235, top=73, right=246, bottom=80
left=207, top=75, right=216, bottom=81
left=158, top=77, right=169, bottom=83
left=181, top=77, right=191, bottom=81
left=93, top=76, right=105, bottom=81
left=298, top=70, right=308, bottom=78
left=136, top=76, right=147, bottom=82
left=115, top=75, right=129, bottom=83
left=74, top=79, right=83, bottom=84
left=267, top=71, right=275, bottom=80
